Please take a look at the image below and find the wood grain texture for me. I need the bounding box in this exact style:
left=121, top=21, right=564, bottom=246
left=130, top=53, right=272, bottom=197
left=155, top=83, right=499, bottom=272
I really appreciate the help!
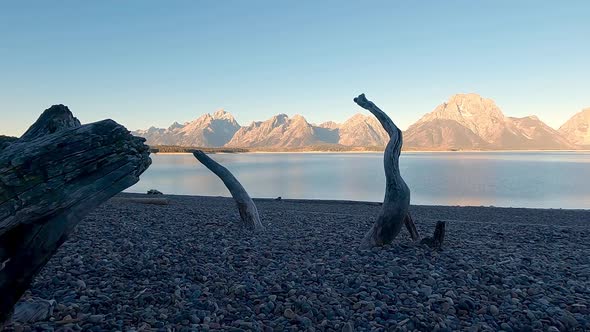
left=0, top=105, right=151, bottom=326
left=193, top=150, right=264, bottom=230
left=354, top=94, right=411, bottom=247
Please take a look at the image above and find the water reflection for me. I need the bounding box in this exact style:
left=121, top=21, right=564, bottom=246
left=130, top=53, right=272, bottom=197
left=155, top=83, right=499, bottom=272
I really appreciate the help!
left=128, top=152, right=590, bottom=209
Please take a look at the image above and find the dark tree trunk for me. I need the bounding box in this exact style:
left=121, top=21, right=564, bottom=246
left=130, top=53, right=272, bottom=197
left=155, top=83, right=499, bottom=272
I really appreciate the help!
left=0, top=105, right=151, bottom=326
left=354, top=94, right=411, bottom=248
left=193, top=150, right=264, bottom=230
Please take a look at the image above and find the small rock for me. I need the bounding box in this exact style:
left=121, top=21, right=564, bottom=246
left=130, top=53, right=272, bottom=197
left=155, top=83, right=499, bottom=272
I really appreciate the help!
left=74, top=279, right=86, bottom=289
left=489, top=305, right=499, bottom=315
left=458, top=298, right=474, bottom=311
left=500, top=322, right=512, bottom=331
left=283, top=308, right=296, bottom=320
left=444, top=290, right=457, bottom=298
left=342, top=322, right=354, bottom=332
left=299, top=316, right=312, bottom=327
left=420, top=286, right=433, bottom=297
left=559, top=312, right=578, bottom=328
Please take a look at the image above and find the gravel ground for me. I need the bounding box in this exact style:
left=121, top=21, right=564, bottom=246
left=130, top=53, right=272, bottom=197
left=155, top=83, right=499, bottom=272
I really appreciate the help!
left=4, top=194, right=590, bottom=331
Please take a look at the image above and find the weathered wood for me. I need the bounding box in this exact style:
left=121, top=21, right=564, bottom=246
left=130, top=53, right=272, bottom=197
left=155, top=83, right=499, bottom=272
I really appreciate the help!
left=0, top=105, right=151, bottom=326
left=403, top=212, right=420, bottom=241
left=193, top=150, right=264, bottom=230
left=354, top=94, right=411, bottom=247
left=19, top=104, right=81, bottom=141
left=0, top=136, right=17, bottom=151
left=420, top=221, right=446, bottom=249
left=11, top=299, right=56, bottom=324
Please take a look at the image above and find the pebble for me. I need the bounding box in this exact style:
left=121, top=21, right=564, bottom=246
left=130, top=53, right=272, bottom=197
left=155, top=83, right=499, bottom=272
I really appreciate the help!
left=489, top=305, right=499, bottom=315
left=342, top=322, right=354, bottom=332
left=11, top=196, right=590, bottom=332
left=283, top=308, right=296, bottom=320
left=420, top=286, right=433, bottom=297
left=88, top=315, right=104, bottom=323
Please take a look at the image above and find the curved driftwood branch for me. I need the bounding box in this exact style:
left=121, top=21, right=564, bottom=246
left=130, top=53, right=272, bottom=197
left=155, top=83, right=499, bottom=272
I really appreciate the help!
left=193, top=150, right=264, bottom=230
left=0, top=105, right=151, bottom=326
left=354, top=94, right=411, bottom=247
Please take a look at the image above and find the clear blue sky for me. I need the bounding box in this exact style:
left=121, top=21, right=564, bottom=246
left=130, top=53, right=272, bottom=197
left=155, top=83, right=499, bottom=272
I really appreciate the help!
left=1, top=1, right=588, bottom=136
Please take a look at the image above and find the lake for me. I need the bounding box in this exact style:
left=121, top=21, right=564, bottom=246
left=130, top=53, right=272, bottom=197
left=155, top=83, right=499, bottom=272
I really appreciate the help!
left=128, top=152, right=590, bottom=209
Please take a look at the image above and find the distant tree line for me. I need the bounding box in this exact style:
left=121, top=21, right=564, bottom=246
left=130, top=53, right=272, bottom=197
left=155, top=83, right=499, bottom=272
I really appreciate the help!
left=149, top=144, right=387, bottom=153
left=150, top=145, right=250, bottom=154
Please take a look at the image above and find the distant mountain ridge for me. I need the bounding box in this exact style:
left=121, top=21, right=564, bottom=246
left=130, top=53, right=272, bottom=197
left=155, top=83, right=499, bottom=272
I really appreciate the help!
left=133, top=94, right=588, bottom=150
left=404, top=94, right=576, bottom=150
left=134, top=110, right=240, bottom=147
left=558, top=108, right=590, bottom=148
left=135, top=112, right=390, bottom=148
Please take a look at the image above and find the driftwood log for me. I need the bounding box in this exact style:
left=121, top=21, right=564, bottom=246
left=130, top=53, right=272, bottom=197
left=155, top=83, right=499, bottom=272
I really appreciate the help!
left=0, top=105, right=151, bottom=326
left=354, top=94, right=413, bottom=247
left=0, top=136, right=17, bottom=151
left=193, top=150, right=264, bottom=230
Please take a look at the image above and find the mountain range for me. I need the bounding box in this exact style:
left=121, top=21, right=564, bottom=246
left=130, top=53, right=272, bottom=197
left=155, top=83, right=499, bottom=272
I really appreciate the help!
left=133, top=94, right=590, bottom=151
left=558, top=107, right=590, bottom=148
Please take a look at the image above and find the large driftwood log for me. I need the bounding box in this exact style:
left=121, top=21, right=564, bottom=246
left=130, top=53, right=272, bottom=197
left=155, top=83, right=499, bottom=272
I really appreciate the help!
left=0, top=105, right=151, bottom=326
left=354, top=94, right=411, bottom=247
left=0, top=136, right=17, bottom=151
left=193, top=150, right=264, bottom=230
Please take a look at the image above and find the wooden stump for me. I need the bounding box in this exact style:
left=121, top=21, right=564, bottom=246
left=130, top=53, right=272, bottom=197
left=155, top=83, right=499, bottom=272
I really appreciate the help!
left=0, top=105, right=151, bottom=326
left=420, top=221, right=446, bottom=249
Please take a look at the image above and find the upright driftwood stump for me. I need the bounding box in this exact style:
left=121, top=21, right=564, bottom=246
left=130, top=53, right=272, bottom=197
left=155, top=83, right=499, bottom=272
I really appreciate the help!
left=420, top=221, right=446, bottom=249
left=0, top=105, right=151, bottom=326
left=354, top=94, right=413, bottom=247
left=193, top=150, right=264, bottom=230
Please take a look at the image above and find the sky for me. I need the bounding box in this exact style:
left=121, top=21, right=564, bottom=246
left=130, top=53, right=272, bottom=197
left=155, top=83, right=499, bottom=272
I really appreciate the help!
left=1, top=1, right=589, bottom=136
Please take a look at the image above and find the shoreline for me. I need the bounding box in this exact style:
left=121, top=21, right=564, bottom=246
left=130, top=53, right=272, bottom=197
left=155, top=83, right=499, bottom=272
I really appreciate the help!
left=151, top=149, right=590, bottom=155
left=122, top=192, right=590, bottom=211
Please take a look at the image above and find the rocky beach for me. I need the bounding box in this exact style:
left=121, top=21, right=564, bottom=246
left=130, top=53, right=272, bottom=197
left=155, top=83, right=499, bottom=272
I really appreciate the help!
left=4, top=194, right=590, bottom=331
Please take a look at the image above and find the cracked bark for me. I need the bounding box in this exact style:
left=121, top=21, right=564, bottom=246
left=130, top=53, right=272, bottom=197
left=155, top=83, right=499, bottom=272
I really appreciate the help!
left=0, top=105, right=151, bottom=326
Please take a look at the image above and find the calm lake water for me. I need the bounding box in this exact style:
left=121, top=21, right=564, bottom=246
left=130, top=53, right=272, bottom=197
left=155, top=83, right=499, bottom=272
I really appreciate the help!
left=128, top=152, right=590, bottom=209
